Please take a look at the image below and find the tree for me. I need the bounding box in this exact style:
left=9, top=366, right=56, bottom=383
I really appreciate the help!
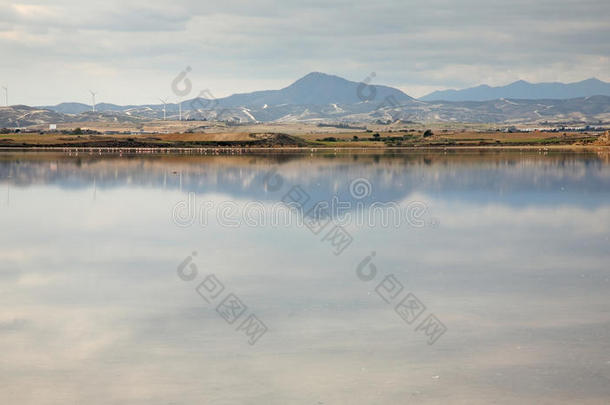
left=353, top=135, right=359, bottom=141
left=423, top=129, right=433, bottom=137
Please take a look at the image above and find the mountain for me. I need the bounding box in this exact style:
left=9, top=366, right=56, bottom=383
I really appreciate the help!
left=0, top=105, right=70, bottom=127
left=2, top=73, right=608, bottom=127
left=214, top=72, right=414, bottom=107
left=4, top=96, right=610, bottom=127
left=0, top=105, right=148, bottom=127
left=43, top=102, right=131, bottom=114
left=39, top=72, right=414, bottom=115
left=421, top=78, right=610, bottom=101
left=42, top=102, right=92, bottom=114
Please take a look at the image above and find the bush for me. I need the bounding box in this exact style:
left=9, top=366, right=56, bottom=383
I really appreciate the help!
left=352, top=135, right=359, bottom=141
left=423, top=129, right=433, bottom=137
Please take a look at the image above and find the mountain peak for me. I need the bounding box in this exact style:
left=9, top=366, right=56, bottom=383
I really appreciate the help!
left=301, top=71, right=334, bottom=79
left=290, top=72, right=348, bottom=87
left=265, top=72, right=412, bottom=105
left=581, top=77, right=603, bottom=83
left=38, top=72, right=414, bottom=114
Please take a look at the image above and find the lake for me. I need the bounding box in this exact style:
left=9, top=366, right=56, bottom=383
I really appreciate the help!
left=1, top=149, right=609, bottom=404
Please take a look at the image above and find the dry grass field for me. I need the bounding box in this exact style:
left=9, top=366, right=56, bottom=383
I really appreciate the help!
left=1, top=121, right=607, bottom=149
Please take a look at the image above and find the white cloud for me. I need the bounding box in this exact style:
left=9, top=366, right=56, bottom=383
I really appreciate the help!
left=0, top=0, right=608, bottom=104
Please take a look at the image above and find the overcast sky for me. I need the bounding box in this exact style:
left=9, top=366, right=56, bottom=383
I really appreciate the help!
left=1, top=0, right=609, bottom=105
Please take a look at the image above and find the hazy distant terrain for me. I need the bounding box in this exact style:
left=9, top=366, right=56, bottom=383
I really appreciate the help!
left=2, top=73, right=610, bottom=127
left=421, top=78, right=610, bottom=101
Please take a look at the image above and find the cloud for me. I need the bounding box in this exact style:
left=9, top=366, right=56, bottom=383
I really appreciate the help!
left=0, top=0, right=608, bottom=104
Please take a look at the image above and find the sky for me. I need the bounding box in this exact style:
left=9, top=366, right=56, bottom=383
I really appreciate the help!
left=0, top=0, right=609, bottom=105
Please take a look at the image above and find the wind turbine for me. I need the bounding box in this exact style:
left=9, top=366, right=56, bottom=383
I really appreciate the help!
left=159, top=98, right=168, bottom=120
left=89, top=90, right=97, bottom=112
left=1, top=86, right=7, bottom=107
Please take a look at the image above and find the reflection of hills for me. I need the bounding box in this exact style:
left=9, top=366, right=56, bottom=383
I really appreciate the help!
left=1, top=151, right=610, bottom=207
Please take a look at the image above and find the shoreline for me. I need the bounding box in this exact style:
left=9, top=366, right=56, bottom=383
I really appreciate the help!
left=1, top=144, right=608, bottom=152
left=1, top=129, right=608, bottom=151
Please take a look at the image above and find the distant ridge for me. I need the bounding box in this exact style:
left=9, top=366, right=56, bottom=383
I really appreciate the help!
left=420, top=78, right=610, bottom=101
left=41, top=72, right=414, bottom=114
left=1, top=72, right=606, bottom=127
left=42, top=102, right=138, bottom=114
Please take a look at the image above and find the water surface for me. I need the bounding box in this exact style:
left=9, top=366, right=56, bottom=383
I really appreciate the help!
left=1, top=149, right=609, bottom=404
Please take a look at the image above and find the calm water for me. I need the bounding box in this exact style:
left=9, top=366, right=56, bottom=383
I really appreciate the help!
left=1, top=149, right=610, bottom=404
